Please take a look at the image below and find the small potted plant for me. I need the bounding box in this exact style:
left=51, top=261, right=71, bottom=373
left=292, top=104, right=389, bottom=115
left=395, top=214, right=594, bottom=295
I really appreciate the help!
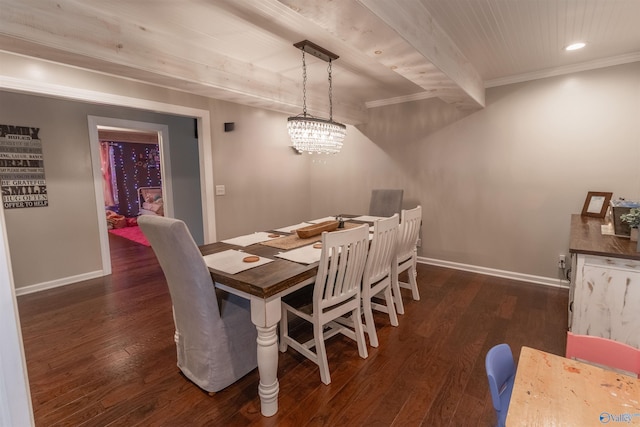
left=620, top=208, right=640, bottom=242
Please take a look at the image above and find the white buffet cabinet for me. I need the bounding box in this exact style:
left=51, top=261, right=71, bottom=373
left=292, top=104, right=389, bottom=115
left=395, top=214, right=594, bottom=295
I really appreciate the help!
left=571, top=254, right=640, bottom=348
left=568, top=214, right=640, bottom=349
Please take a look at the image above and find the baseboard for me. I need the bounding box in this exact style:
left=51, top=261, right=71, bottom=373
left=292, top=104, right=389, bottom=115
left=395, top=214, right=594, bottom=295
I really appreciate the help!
left=14, top=270, right=105, bottom=296
left=418, top=257, right=570, bottom=289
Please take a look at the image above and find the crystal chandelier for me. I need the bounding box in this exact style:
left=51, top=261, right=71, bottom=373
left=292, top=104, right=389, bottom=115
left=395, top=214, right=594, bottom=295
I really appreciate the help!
left=288, top=40, right=346, bottom=154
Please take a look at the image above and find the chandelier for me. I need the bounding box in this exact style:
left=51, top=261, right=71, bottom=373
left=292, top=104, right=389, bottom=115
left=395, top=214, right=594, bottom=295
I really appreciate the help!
left=288, top=40, right=347, bottom=154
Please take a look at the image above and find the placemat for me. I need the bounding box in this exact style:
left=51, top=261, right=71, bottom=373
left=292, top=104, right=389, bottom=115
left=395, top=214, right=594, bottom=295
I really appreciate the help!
left=275, top=243, right=323, bottom=265
left=259, top=222, right=364, bottom=250
left=273, top=222, right=309, bottom=233
left=203, top=249, right=273, bottom=274
left=260, top=233, right=320, bottom=250
left=307, top=216, right=339, bottom=224
left=221, top=231, right=280, bottom=247
left=352, top=215, right=388, bottom=222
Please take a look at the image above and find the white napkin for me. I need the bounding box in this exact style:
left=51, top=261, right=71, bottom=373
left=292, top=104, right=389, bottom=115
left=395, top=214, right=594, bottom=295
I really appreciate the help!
left=204, top=250, right=273, bottom=274
left=352, top=215, right=388, bottom=222
left=221, top=232, right=279, bottom=247
left=275, top=244, right=323, bottom=265
left=274, top=222, right=310, bottom=233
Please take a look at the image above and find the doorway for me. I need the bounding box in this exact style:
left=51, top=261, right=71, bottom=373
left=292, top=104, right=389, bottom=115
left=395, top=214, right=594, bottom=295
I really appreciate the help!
left=99, top=128, right=164, bottom=249
left=88, top=117, right=173, bottom=275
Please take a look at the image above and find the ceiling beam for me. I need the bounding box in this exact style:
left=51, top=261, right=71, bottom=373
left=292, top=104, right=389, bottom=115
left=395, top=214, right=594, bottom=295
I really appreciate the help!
left=0, top=0, right=368, bottom=124
left=276, top=0, right=483, bottom=109
left=358, top=0, right=485, bottom=108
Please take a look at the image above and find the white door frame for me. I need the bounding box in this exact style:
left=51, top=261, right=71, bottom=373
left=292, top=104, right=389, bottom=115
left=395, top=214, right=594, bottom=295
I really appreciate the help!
left=0, top=208, right=33, bottom=427
left=88, top=117, right=173, bottom=275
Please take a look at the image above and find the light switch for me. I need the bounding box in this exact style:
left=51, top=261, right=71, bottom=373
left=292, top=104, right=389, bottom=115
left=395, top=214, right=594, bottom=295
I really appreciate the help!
left=215, top=185, right=226, bottom=196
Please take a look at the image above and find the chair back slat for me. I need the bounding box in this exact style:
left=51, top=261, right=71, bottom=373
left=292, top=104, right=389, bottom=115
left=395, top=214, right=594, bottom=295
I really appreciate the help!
left=364, top=214, right=399, bottom=286
left=315, top=225, right=369, bottom=312
left=566, top=332, right=640, bottom=377
left=397, top=206, right=422, bottom=261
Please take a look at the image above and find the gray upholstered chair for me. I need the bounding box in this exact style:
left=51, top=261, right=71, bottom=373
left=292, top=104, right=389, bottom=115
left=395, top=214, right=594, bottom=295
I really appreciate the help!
left=369, top=189, right=404, bottom=218
left=138, top=215, right=257, bottom=393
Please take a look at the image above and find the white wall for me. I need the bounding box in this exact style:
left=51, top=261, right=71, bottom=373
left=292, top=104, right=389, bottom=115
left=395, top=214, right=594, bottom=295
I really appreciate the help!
left=0, top=91, right=205, bottom=289
left=2, top=52, right=639, bottom=290
left=205, top=99, right=312, bottom=240
left=421, top=63, right=639, bottom=279
left=311, top=62, right=640, bottom=282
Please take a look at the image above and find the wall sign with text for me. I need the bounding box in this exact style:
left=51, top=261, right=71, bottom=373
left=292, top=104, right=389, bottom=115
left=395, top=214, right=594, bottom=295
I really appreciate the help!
left=0, top=124, right=48, bottom=209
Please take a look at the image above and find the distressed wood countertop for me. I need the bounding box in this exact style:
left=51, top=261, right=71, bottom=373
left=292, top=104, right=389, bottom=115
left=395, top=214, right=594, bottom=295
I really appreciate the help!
left=569, top=214, right=640, bottom=261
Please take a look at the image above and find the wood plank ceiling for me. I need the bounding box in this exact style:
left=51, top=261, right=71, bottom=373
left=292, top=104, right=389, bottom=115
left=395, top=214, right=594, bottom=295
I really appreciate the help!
left=0, top=0, right=639, bottom=124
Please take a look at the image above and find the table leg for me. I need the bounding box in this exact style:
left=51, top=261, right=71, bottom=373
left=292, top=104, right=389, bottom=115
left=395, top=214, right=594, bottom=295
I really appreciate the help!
left=250, top=296, right=281, bottom=417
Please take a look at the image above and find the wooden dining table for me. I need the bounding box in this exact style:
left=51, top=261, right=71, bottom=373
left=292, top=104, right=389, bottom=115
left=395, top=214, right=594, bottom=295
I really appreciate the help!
left=199, top=216, right=372, bottom=416
left=506, top=346, right=640, bottom=426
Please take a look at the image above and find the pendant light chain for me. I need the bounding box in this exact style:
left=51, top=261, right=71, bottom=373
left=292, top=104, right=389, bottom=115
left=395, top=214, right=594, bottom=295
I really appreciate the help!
left=328, top=59, right=333, bottom=122
left=301, top=50, right=307, bottom=117
left=287, top=40, right=346, bottom=154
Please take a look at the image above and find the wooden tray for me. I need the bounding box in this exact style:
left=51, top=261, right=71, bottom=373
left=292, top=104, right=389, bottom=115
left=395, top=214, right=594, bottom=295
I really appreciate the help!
left=296, top=220, right=339, bottom=239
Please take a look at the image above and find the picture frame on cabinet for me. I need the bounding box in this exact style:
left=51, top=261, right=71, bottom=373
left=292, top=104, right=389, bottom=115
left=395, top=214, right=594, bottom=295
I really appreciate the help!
left=581, top=191, right=612, bottom=218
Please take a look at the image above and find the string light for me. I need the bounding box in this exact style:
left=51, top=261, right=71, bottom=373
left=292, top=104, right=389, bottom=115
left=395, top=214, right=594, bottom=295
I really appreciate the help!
left=111, top=142, right=162, bottom=217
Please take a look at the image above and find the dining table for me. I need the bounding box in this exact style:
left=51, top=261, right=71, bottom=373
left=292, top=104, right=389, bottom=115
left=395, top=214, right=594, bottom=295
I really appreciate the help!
left=199, top=215, right=376, bottom=416
left=506, top=346, right=640, bottom=426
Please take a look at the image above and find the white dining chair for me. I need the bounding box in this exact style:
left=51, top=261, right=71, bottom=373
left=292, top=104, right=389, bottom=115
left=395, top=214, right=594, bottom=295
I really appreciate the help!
left=361, top=214, right=400, bottom=347
left=279, top=225, right=370, bottom=385
left=392, top=205, right=422, bottom=315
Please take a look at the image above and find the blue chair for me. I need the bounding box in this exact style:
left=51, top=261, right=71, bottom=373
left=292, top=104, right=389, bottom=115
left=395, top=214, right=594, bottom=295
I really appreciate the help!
left=485, top=344, right=516, bottom=427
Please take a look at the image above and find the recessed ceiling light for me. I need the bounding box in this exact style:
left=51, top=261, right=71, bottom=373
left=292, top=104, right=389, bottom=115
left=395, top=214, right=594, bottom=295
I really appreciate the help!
left=565, top=42, right=586, bottom=51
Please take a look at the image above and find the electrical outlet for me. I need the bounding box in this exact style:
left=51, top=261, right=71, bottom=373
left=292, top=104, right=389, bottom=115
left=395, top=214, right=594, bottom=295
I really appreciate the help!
left=416, top=238, right=422, bottom=248
left=558, top=254, right=566, bottom=269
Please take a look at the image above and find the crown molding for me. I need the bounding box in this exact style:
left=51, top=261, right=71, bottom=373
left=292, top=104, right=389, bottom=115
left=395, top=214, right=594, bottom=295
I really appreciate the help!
left=485, top=53, right=640, bottom=88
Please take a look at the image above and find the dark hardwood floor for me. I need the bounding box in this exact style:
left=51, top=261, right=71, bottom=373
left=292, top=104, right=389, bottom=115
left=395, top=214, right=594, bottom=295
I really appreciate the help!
left=17, top=233, right=569, bottom=426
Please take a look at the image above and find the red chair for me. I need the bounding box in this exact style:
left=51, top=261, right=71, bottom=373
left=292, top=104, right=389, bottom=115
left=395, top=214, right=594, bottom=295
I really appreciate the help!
left=565, top=332, right=640, bottom=378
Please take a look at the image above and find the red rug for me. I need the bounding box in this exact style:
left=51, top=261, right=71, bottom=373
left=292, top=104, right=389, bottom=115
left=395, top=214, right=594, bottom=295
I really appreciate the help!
left=108, top=225, right=151, bottom=247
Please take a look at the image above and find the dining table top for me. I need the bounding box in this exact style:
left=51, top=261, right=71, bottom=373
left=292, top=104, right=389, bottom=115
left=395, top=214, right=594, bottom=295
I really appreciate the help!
left=199, top=215, right=371, bottom=299
left=506, top=346, right=640, bottom=426
left=200, top=240, right=318, bottom=299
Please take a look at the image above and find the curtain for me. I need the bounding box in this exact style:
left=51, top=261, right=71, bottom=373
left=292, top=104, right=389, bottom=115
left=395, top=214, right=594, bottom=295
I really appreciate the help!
left=100, top=141, right=116, bottom=207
